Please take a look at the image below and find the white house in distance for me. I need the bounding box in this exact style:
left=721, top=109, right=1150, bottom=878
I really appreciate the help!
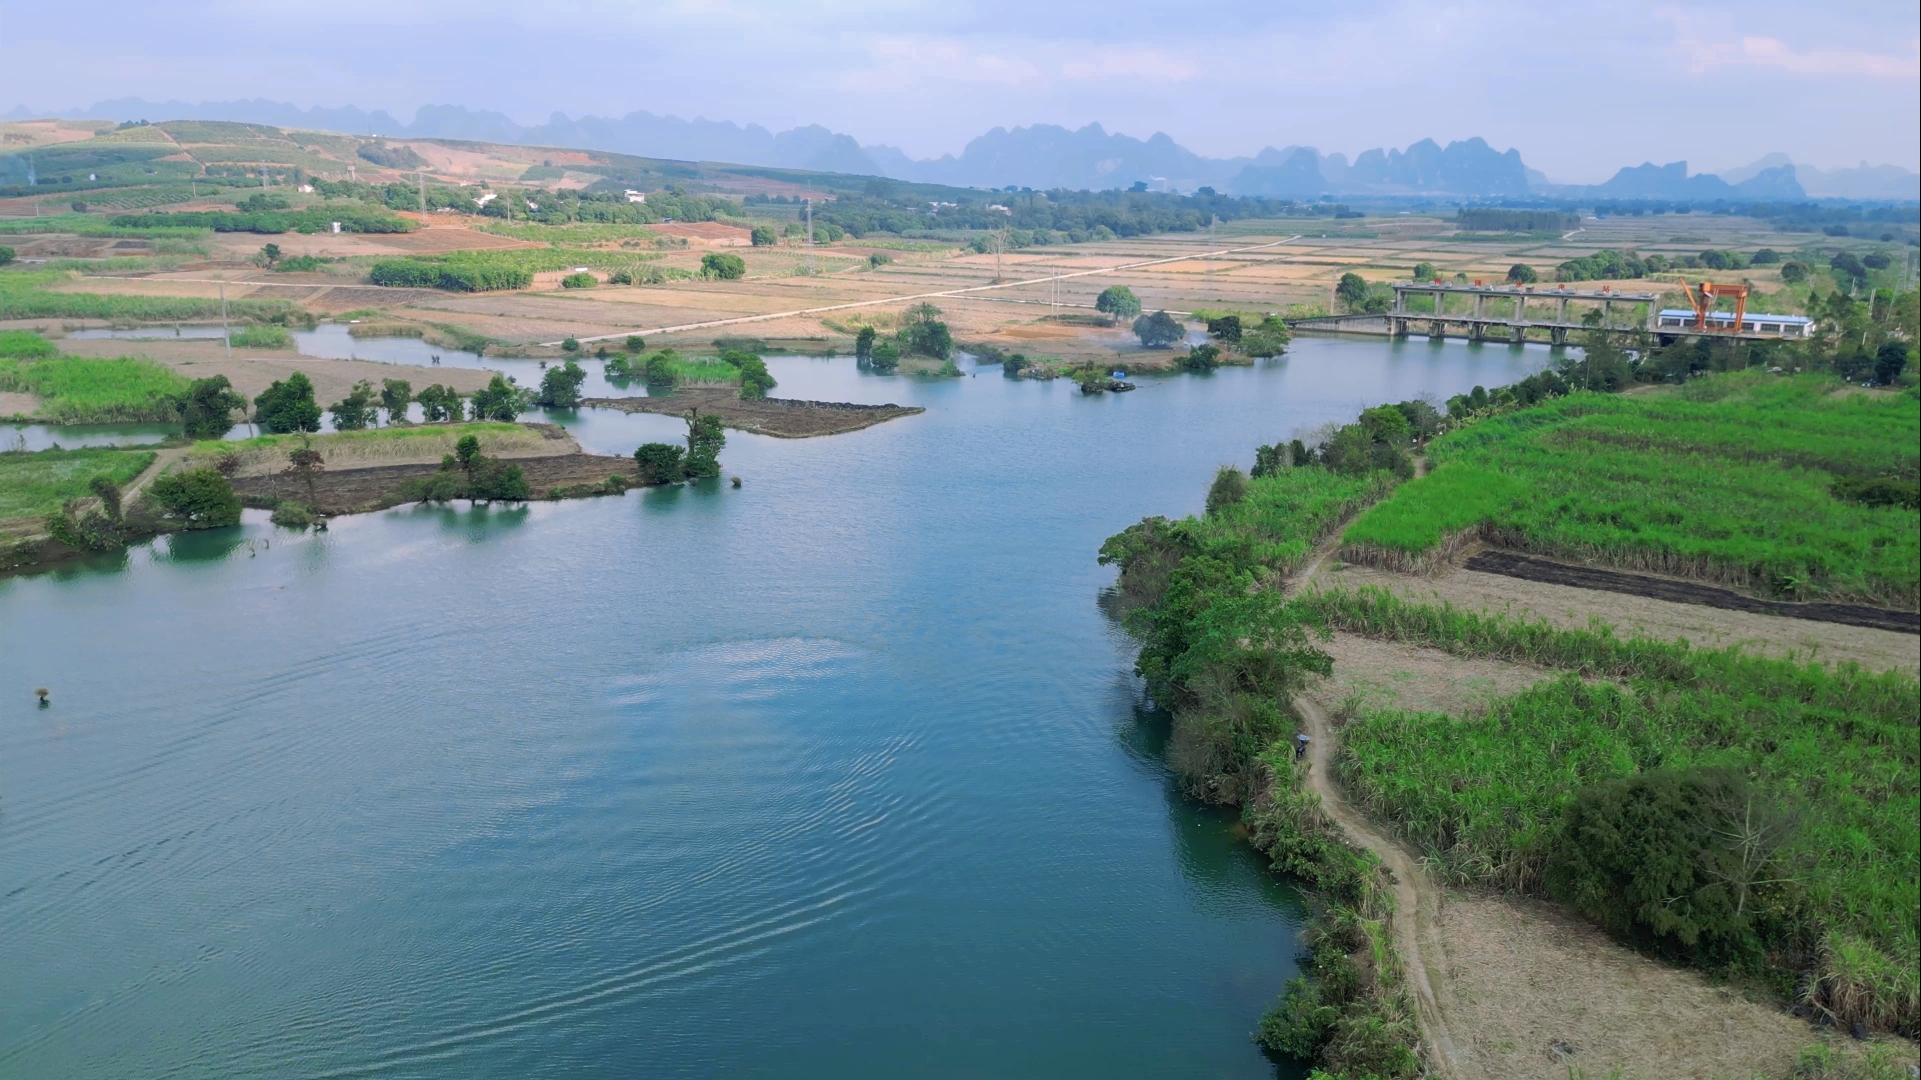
left=1654, top=309, right=1816, bottom=338
left=625, top=190, right=646, bottom=204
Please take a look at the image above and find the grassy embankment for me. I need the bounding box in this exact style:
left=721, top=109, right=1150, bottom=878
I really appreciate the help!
left=187, top=423, right=545, bottom=473
left=0, top=447, right=156, bottom=520
left=1102, top=371, right=1921, bottom=1075
left=1342, top=373, right=1921, bottom=608
left=0, top=334, right=190, bottom=422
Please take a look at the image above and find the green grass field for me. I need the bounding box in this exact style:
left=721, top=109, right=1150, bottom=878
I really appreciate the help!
left=0, top=447, right=156, bottom=519
left=1342, top=373, right=1921, bottom=607
left=0, top=353, right=191, bottom=423
left=0, top=270, right=297, bottom=323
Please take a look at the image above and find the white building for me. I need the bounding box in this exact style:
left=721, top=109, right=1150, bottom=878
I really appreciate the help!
left=1654, top=309, right=1816, bottom=339
left=625, top=190, right=646, bottom=204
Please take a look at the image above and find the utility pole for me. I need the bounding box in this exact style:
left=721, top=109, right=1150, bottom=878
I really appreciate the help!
left=805, top=199, right=814, bottom=276
left=219, top=278, right=230, bottom=357
left=993, top=227, right=1005, bottom=283
left=418, top=169, right=426, bottom=215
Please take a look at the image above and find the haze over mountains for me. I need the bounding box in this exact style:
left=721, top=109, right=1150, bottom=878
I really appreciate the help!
left=9, top=97, right=1918, bottom=202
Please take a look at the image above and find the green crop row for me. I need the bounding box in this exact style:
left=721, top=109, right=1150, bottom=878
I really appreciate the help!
left=0, top=271, right=298, bottom=323
left=1342, top=373, right=1920, bottom=607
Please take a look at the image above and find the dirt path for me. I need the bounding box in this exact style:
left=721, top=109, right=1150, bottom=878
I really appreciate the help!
left=1285, top=513, right=1467, bottom=1079
left=123, top=446, right=188, bottom=504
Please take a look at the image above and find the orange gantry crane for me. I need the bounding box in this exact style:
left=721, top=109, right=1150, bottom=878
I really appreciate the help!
left=1675, top=279, right=1750, bottom=332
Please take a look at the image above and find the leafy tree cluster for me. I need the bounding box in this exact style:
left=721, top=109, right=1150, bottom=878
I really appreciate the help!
left=534, top=361, right=588, bottom=408
left=634, top=410, right=728, bottom=483
left=416, top=384, right=464, bottom=422
left=255, top=372, right=323, bottom=434
left=471, top=184, right=737, bottom=226
left=148, top=467, right=242, bottom=529
left=1132, top=310, right=1185, bottom=348
left=857, top=305, right=952, bottom=372
left=177, top=375, right=246, bottom=440
left=1095, top=285, right=1141, bottom=321
left=469, top=374, right=532, bottom=421
left=700, top=252, right=746, bottom=280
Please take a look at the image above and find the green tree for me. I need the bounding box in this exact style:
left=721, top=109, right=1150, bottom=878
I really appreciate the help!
left=855, top=325, right=877, bottom=365
left=1506, top=263, right=1538, bottom=284
left=1358, top=404, right=1411, bottom=445
left=1411, top=261, right=1437, bottom=281
left=683, top=410, right=726, bottom=477
left=254, top=372, right=322, bottom=434
left=379, top=379, right=412, bottom=425
left=148, top=467, right=242, bottom=529
left=731, top=353, right=777, bottom=398
left=634, top=442, right=686, bottom=484
left=260, top=243, right=282, bottom=266
left=1133, top=310, right=1184, bottom=348
left=625, top=335, right=646, bottom=352
left=1779, top=262, right=1807, bottom=284
left=416, top=384, right=461, bottom=423
left=561, top=337, right=580, bottom=352
left=1241, top=315, right=1292, bottom=358
left=1179, top=343, right=1221, bottom=371
left=1206, top=315, right=1242, bottom=345
left=1095, top=285, right=1142, bottom=321
left=534, top=360, right=588, bottom=408
left=1873, top=342, right=1910, bottom=385
left=560, top=272, right=596, bottom=289
left=0, top=246, right=14, bottom=266
left=701, top=252, right=746, bottom=280
left=284, top=439, right=325, bottom=504
left=454, top=434, right=483, bottom=481
left=643, top=350, right=678, bottom=384
left=469, top=373, right=528, bottom=421
left=869, top=340, right=900, bottom=373
left=1336, top=272, right=1370, bottom=311
left=176, top=375, right=246, bottom=440
left=750, top=225, right=777, bottom=246
left=902, top=319, right=953, bottom=359
left=328, top=380, right=377, bottom=431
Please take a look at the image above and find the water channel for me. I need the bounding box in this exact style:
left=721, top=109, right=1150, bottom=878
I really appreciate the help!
left=0, top=337, right=1549, bottom=1078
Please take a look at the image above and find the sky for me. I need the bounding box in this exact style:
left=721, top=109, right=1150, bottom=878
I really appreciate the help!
left=3, top=0, right=1917, bottom=181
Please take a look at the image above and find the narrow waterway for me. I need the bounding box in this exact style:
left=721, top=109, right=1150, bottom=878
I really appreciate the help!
left=0, top=338, right=1549, bottom=1078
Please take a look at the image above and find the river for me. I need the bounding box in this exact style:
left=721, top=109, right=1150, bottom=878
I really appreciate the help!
left=0, top=337, right=1548, bottom=1078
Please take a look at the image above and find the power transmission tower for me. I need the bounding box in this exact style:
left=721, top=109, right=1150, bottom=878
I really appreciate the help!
left=418, top=169, right=426, bottom=215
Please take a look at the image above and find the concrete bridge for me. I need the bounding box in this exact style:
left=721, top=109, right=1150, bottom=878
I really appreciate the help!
left=1384, top=281, right=1661, bottom=344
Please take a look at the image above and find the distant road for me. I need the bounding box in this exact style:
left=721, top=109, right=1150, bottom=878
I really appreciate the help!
left=540, top=236, right=1306, bottom=347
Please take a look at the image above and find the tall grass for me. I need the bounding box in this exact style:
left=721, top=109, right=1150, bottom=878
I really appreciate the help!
left=0, top=447, right=155, bottom=519
left=1306, top=585, right=1920, bottom=1036
left=0, top=354, right=189, bottom=422
left=1342, top=374, right=1921, bottom=607
left=661, top=357, right=744, bottom=386
left=0, top=270, right=297, bottom=323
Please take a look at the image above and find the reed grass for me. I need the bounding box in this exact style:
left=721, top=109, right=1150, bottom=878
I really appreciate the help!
left=0, top=354, right=189, bottom=422
left=1342, top=374, right=1920, bottom=607
left=0, top=270, right=297, bottom=322
left=190, top=423, right=547, bottom=475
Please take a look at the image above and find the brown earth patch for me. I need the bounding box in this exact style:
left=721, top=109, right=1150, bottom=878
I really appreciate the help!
left=1, top=392, right=41, bottom=418
left=1439, top=893, right=1853, bottom=1080
left=234, top=452, right=639, bottom=514
left=1314, top=631, right=1559, bottom=717
left=647, top=222, right=752, bottom=245
left=1465, top=549, right=1918, bottom=633
left=1310, top=562, right=1920, bottom=676
left=581, top=387, right=922, bottom=438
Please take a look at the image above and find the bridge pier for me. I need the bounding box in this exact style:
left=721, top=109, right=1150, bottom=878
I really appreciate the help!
left=1550, top=327, right=1568, bottom=346
left=1510, top=324, right=1525, bottom=345
left=1430, top=319, right=1446, bottom=339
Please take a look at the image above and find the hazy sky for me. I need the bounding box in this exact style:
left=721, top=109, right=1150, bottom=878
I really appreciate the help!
left=4, top=0, right=1917, bottom=181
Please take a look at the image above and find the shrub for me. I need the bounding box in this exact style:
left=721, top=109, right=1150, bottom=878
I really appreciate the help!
left=624, top=335, right=646, bottom=352
left=1241, top=315, right=1292, bottom=357
left=230, top=325, right=291, bottom=349
left=701, top=252, right=746, bottom=280
left=868, top=252, right=892, bottom=268
left=644, top=350, right=679, bottom=384
left=869, top=340, right=900, bottom=373
left=1506, top=263, right=1538, bottom=284
left=901, top=319, right=952, bottom=359
left=750, top=225, right=777, bottom=246
left=147, top=467, right=241, bottom=529
left=1205, top=465, right=1248, bottom=512
left=560, top=272, right=597, bottom=289
left=684, top=411, right=726, bottom=478
left=634, top=442, right=685, bottom=484
left=855, top=325, right=877, bottom=365
left=731, top=353, right=777, bottom=398
left=0, top=246, right=13, bottom=266
left=468, top=373, right=529, bottom=421
left=561, top=337, right=580, bottom=352
left=1132, top=310, right=1184, bottom=348
left=270, top=501, right=315, bottom=529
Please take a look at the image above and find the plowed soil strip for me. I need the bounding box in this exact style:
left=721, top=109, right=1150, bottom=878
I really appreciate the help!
left=1463, top=550, right=1918, bottom=634
left=581, top=389, right=922, bottom=438
left=236, top=453, right=638, bottom=515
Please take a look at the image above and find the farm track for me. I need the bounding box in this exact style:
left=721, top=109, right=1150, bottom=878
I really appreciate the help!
left=1464, top=549, right=1919, bottom=633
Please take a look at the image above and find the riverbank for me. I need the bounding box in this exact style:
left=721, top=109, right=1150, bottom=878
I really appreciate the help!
left=1099, top=369, right=1920, bottom=1077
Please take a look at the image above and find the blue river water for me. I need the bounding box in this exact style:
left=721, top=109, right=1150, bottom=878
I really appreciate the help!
left=0, top=338, right=1549, bottom=1078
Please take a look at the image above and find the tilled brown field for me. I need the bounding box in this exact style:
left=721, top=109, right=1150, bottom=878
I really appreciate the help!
left=581, top=388, right=922, bottom=437
left=235, top=453, right=639, bottom=514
